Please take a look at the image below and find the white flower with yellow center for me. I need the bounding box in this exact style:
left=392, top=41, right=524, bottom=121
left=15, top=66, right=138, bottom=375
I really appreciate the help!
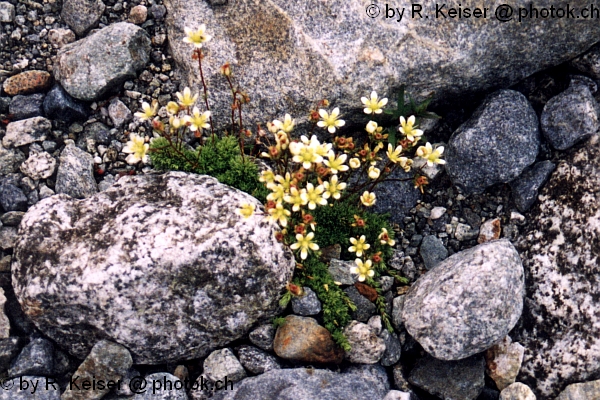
left=266, top=184, right=286, bottom=203
left=349, top=158, right=361, bottom=169
left=350, top=259, right=374, bottom=282
left=176, top=87, right=199, bottom=107
left=361, top=91, right=388, bottom=114
left=303, top=183, right=327, bottom=210
left=324, top=153, right=348, bottom=174
left=322, top=175, right=346, bottom=200
left=259, top=170, right=276, bottom=186
left=183, top=25, right=211, bottom=48
left=365, top=120, right=380, bottom=135
left=237, top=203, right=255, bottom=219
left=378, top=228, right=396, bottom=246
left=290, top=232, right=319, bottom=260
left=417, top=142, right=446, bottom=166
left=317, top=108, right=345, bottom=134
left=273, top=114, right=295, bottom=133
left=292, top=143, right=322, bottom=169
left=368, top=166, right=381, bottom=180
left=123, top=133, right=149, bottom=165
left=184, top=107, right=211, bottom=132
left=349, top=235, right=371, bottom=257
left=284, top=187, right=307, bottom=212
left=399, top=115, right=423, bottom=142
left=398, top=157, right=413, bottom=172
left=386, top=143, right=403, bottom=164
left=360, top=191, right=376, bottom=207
left=275, top=173, right=293, bottom=192
left=267, top=203, right=291, bottom=227
left=134, top=101, right=158, bottom=121
left=166, top=101, right=179, bottom=116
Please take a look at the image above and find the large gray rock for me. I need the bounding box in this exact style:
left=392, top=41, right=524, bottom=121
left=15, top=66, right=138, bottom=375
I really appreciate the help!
left=0, top=376, right=61, bottom=399
left=55, top=144, right=98, bottom=199
left=12, top=172, right=295, bottom=364
left=445, top=90, right=539, bottom=194
left=557, top=380, right=600, bottom=400
left=54, top=22, right=151, bottom=101
left=516, top=135, right=600, bottom=397
left=61, top=0, right=105, bottom=37
left=164, top=0, right=600, bottom=131
left=402, top=239, right=524, bottom=361
left=211, top=368, right=389, bottom=400
left=541, top=78, right=600, bottom=150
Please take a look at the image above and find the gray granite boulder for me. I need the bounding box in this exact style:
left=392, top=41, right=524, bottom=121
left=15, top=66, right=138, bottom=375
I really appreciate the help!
left=0, top=376, right=61, bottom=399
left=402, top=239, right=524, bottom=361
left=20, top=151, right=56, bottom=181
left=8, top=338, right=54, bottom=378
left=571, top=43, right=600, bottom=80
left=12, top=172, right=295, bottom=364
left=557, top=380, right=600, bottom=400
left=211, top=368, right=389, bottom=400
left=445, top=90, right=539, bottom=194
left=54, top=22, right=151, bottom=101
left=409, top=355, right=485, bottom=400
left=164, top=0, right=600, bottom=131
left=541, top=77, right=600, bottom=150
left=516, top=134, right=600, bottom=397
left=55, top=144, right=98, bottom=199
left=61, top=0, right=105, bottom=37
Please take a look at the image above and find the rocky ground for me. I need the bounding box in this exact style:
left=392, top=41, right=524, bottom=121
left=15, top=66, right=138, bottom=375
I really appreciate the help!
left=1, top=0, right=600, bottom=399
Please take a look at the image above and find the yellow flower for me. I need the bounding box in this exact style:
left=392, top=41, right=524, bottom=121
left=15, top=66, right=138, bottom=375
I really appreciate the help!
left=324, top=153, right=348, bottom=174
left=134, top=101, right=158, bottom=122
left=284, top=187, right=307, bottom=212
left=378, top=228, right=396, bottom=246
left=176, top=87, right=199, bottom=107
left=349, top=158, right=361, bottom=169
left=275, top=173, right=293, bottom=192
left=417, top=142, right=446, bottom=166
left=183, top=25, right=211, bottom=48
left=184, top=107, right=211, bottom=132
left=259, top=170, right=276, bottom=185
left=360, top=191, right=376, bottom=207
left=399, top=115, right=423, bottom=142
left=273, top=114, right=295, bottom=133
left=166, top=101, right=180, bottom=115
left=349, top=235, right=371, bottom=257
left=317, top=108, right=345, bottom=134
left=322, top=175, right=346, bottom=200
left=237, top=203, right=255, bottom=219
left=291, top=142, right=322, bottom=169
left=350, top=259, right=374, bottom=282
left=361, top=91, right=388, bottom=115
left=304, top=183, right=327, bottom=210
left=368, top=166, right=380, bottom=180
left=123, top=133, right=149, bottom=164
left=267, top=184, right=286, bottom=203
left=290, top=232, right=319, bottom=260
left=386, top=143, right=403, bottom=164
left=267, top=202, right=291, bottom=227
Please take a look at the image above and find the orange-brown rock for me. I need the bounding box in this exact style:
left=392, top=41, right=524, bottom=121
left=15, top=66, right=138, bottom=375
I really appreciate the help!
left=273, top=315, right=343, bottom=364
left=354, top=282, right=378, bottom=302
left=3, top=71, right=53, bottom=96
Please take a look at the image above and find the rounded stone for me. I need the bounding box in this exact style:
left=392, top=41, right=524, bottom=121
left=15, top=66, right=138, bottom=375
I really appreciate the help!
left=12, top=172, right=294, bottom=364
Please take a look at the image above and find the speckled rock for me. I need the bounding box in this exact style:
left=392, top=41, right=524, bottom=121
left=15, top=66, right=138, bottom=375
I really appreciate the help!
left=445, top=90, right=539, bottom=194
left=42, top=84, right=89, bottom=123
left=12, top=172, right=294, bottom=364
left=0, top=2, right=15, bottom=23
left=556, top=380, right=600, bottom=400
left=203, top=348, right=246, bottom=384
left=236, top=345, right=281, bottom=375
left=0, top=184, right=28, bottom=212
left=402, top=239, right=524, bottom=361
left=3, top=117, right=51, bottom=148
left=20, top=151, right=56, bottom=180
left=344, top=285, right=376, bottom=322
left=478, top=218, right=502, bottom=244
left=54, top=22, right=151, bottom=101
left=485, top=336, right=525, bottom=391
left=0, top=289, right=9, bottom=339
left=373, top=167, right=421, bottom=224
left=0, top=144, right=25, bottom=175
left=210, top=368, right=389, bottom=400
left=408, top=354, right=485, bottom=400
left=62, top=340, right=132, bottom=400
left=541, top=78, right=600, bottom=150
left=8, top=94, right=44, bottom=120
left=132, top=373, right=188, bottom=400
left=0, top=376, right=61, bottom=399
left=129, top=5, right=148, bottom=24
left=499, top=383, right=536, bottom=400
left=571, top=43, right=600, bottom=80
left=516, top=134, right=600, bottom=397
left=248, top=324, right=275, bottom=352
left=165, top=0, right=600, bottom=132
left=55, top=144, right=97, bottom=199
left=48, top=28, right=76, bottom=48
left=328, top=259, right=356, bottom=285
left=343, top=320, right=385, bottom=364
left=273, top=315, right=343, bottom=364
left=383, top=391, right=411, bottom=400
left=8, top=338, right=54, bottom=377
left=379, top=329, right=401, bottom=367
left=61, top=0, right=105, bottom=36
left=0, top=338, right=25, bottom=373
left=419, top=235, right=448, bottom=270
left=510, top=160, right=556, bottom=213
left=108, top=98, right=133, bottom=128
left=291, top=286, right=321, bottom=316
left=2, top=71, right=53, bottom=96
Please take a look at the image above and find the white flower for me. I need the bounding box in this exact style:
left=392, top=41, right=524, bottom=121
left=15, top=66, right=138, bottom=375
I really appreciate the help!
left=123, top=133, right=149, bottom=164
left=317, top=108, right=345, bottom=134
left=361, top=91, right=388, bottom=114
